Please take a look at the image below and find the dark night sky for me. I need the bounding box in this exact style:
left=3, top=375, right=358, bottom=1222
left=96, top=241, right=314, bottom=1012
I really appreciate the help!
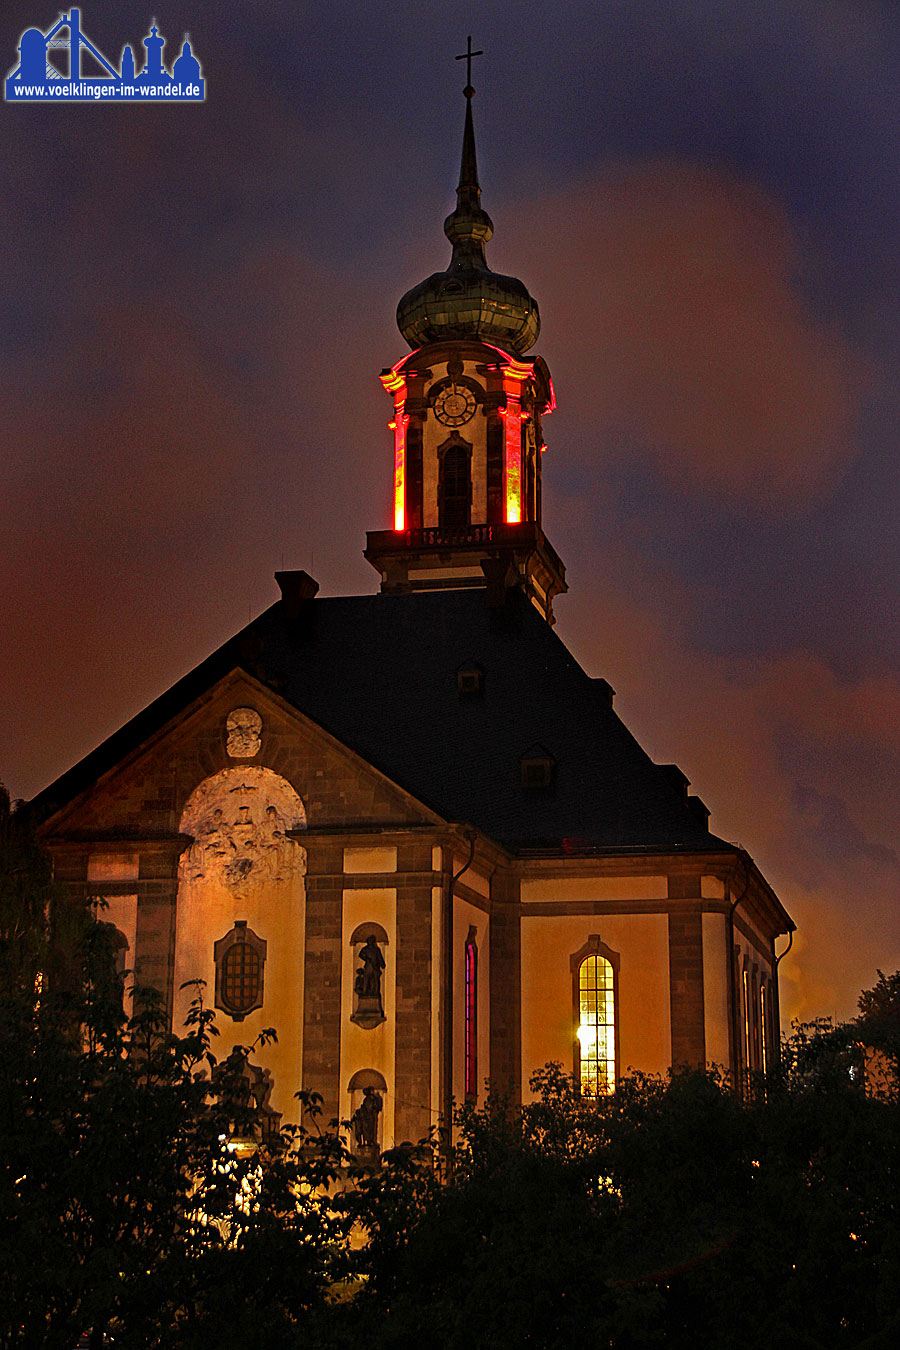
left=2, top=0, right=898, bottom=1024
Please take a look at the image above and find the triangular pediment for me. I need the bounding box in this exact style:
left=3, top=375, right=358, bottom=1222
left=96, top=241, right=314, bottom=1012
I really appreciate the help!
left=37, top=668, right=444, bottom=841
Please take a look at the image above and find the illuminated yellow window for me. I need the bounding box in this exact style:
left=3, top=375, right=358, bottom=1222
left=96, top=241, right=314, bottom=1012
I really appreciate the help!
left=577, top=954, right=616, bottom=1096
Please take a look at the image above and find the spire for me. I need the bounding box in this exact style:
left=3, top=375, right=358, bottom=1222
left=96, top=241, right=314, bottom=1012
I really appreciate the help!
left=457, top=83, right=480, bottom=212
left=443, top=60, right=493, bottom=268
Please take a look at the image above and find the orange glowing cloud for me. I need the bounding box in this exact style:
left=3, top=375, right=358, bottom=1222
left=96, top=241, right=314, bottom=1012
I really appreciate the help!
left=560, top=548, right=899, bottom=1027
left=509, top=161, right=865, bottom=506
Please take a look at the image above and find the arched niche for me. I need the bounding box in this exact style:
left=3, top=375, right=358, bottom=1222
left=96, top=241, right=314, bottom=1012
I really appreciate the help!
left=349, top=922, right=389, bottom=947
left=350, top=923, right=388, bottom=1029
left=178, top=766, right=306, bottom=898
left=347, top=1069, right=387, bottom=1154
left=347, top=1068, right=387, bottom=1094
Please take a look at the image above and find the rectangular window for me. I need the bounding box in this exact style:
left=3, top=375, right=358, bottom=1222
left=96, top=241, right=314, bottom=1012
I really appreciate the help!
left=742, top=967, right=752, bottom=1071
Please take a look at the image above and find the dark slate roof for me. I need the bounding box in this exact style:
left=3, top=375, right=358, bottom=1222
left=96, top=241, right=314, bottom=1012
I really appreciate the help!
left=31, top=585, right=729, bottom=853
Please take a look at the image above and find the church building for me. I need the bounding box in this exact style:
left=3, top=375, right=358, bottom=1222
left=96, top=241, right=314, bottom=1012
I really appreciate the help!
left=30, top=79, right=794, bottom=1149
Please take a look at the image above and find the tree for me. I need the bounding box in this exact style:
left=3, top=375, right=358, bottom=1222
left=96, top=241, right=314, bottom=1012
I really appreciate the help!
left=5, top=795, right=899, bottom=1347
left=0, top=793, right=351, bottom=1348
left=334, top=1023, right=900, bottom=1349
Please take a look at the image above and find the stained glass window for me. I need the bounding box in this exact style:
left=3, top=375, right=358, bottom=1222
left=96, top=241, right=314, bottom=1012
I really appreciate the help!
left=577, top=954, right=615, bottom=1096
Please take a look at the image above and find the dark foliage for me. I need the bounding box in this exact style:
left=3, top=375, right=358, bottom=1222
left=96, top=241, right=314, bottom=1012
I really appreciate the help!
left=3, top=793, right=899, bottom=1347
left=325, top=1052, right=900, bottom=1350
left=0, top=793, right=351, bottom=1349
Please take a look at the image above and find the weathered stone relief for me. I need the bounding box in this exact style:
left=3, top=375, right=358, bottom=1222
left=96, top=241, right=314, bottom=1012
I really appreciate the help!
left=225, top=707, right=263, bottom=758
left=179, top=766, right=306, bottom=898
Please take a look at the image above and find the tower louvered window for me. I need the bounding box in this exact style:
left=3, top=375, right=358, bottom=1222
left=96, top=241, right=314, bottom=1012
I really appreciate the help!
left=439, top=442, right=471, bottom=530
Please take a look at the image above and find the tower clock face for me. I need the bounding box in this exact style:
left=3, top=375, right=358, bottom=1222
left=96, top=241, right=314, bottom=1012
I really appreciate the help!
left=434, top=384, right=477, bottom=427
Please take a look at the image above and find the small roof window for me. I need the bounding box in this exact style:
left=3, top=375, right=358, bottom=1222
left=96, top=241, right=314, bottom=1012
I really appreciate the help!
left=520, top=744, right=556, bottom=789
left=457, top=660, right=485, bottom=700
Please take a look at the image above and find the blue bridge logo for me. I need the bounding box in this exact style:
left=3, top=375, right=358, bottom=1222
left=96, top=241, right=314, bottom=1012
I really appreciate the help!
left=5, top=8, right=205, bottom=102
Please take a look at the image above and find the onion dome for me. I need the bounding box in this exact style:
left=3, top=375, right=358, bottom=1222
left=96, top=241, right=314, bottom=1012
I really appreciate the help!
left=397, top=83, right=540, bottom=354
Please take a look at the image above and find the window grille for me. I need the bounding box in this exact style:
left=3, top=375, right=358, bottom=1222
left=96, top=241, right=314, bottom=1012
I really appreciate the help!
left=222, top=941, right=261, bottom=1015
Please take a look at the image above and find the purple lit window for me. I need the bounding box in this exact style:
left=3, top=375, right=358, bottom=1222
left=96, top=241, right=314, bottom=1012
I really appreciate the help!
left=465, top=934, right=477, bottom=1098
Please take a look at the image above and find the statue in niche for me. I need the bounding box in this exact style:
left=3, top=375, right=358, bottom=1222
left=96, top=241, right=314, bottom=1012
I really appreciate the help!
left=351, top=1087, right=383, bottom=1151
left=226, top=707, right=262, bottom=758
left=351, top=935, right=386, bottom=1028
left=213, top=1046, right=281, bottom=1144
left=355, top=936, right=386, bottom=1000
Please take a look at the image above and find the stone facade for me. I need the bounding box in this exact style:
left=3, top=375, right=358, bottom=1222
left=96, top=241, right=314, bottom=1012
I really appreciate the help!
left=40, top=664, right=791, bottom=1143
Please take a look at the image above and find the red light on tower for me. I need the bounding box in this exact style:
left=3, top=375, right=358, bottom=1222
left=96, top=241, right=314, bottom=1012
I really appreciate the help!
left=393, top=413, right=408, bottom=531
left=380, top=358, right=412, bottom=532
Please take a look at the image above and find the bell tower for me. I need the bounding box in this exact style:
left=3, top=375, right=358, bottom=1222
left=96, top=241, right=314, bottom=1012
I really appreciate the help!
left=365, top=57, right=567, bottom=623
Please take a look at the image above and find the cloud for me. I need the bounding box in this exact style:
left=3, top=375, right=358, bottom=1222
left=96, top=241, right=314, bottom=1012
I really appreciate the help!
left=508, top=161, right=866, bottom=507
left=559, top=534, right=900, bottom=1025
left=792, top=783, right=899, bottom=872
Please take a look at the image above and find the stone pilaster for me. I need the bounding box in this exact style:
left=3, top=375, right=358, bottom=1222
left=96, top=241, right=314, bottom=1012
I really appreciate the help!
left=394, top=842, right=433, bottom=1144
left=302, top=843, right=343, bottom=1122
left=489, top=868, right=521, bottom=1099
left=668, top=878, right=706, bottom=1068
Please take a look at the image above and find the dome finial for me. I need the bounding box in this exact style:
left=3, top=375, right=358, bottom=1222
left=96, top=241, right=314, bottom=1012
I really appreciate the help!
left=395, top=40, right=540, bottom=354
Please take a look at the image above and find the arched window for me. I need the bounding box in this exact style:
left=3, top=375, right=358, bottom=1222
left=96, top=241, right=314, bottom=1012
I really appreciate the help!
left=438, top=438, right=471, bottom=530
left=571, top=938, right=618, bottom=1096
left=465, top=928, right=478, bottom=1099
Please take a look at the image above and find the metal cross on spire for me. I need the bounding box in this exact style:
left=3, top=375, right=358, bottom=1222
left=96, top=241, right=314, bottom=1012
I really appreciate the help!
left=455, top=35, right=483, bottom=96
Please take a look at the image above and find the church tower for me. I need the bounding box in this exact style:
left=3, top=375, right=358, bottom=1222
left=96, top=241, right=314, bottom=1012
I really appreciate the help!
left=365, top=73, right=567, bottom=624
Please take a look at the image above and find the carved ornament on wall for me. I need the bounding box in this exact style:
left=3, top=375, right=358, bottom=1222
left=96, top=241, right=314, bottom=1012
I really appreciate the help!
left=179, top=766, right=306, bottom=898
left=226, top=707, right=263, bottom=758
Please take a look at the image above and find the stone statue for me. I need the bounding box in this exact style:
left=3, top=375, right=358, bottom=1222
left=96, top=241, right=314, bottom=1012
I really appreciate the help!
left=351, top=1087, right=383, bottom=1150
left=355, top=936, right=386, bottom=1001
